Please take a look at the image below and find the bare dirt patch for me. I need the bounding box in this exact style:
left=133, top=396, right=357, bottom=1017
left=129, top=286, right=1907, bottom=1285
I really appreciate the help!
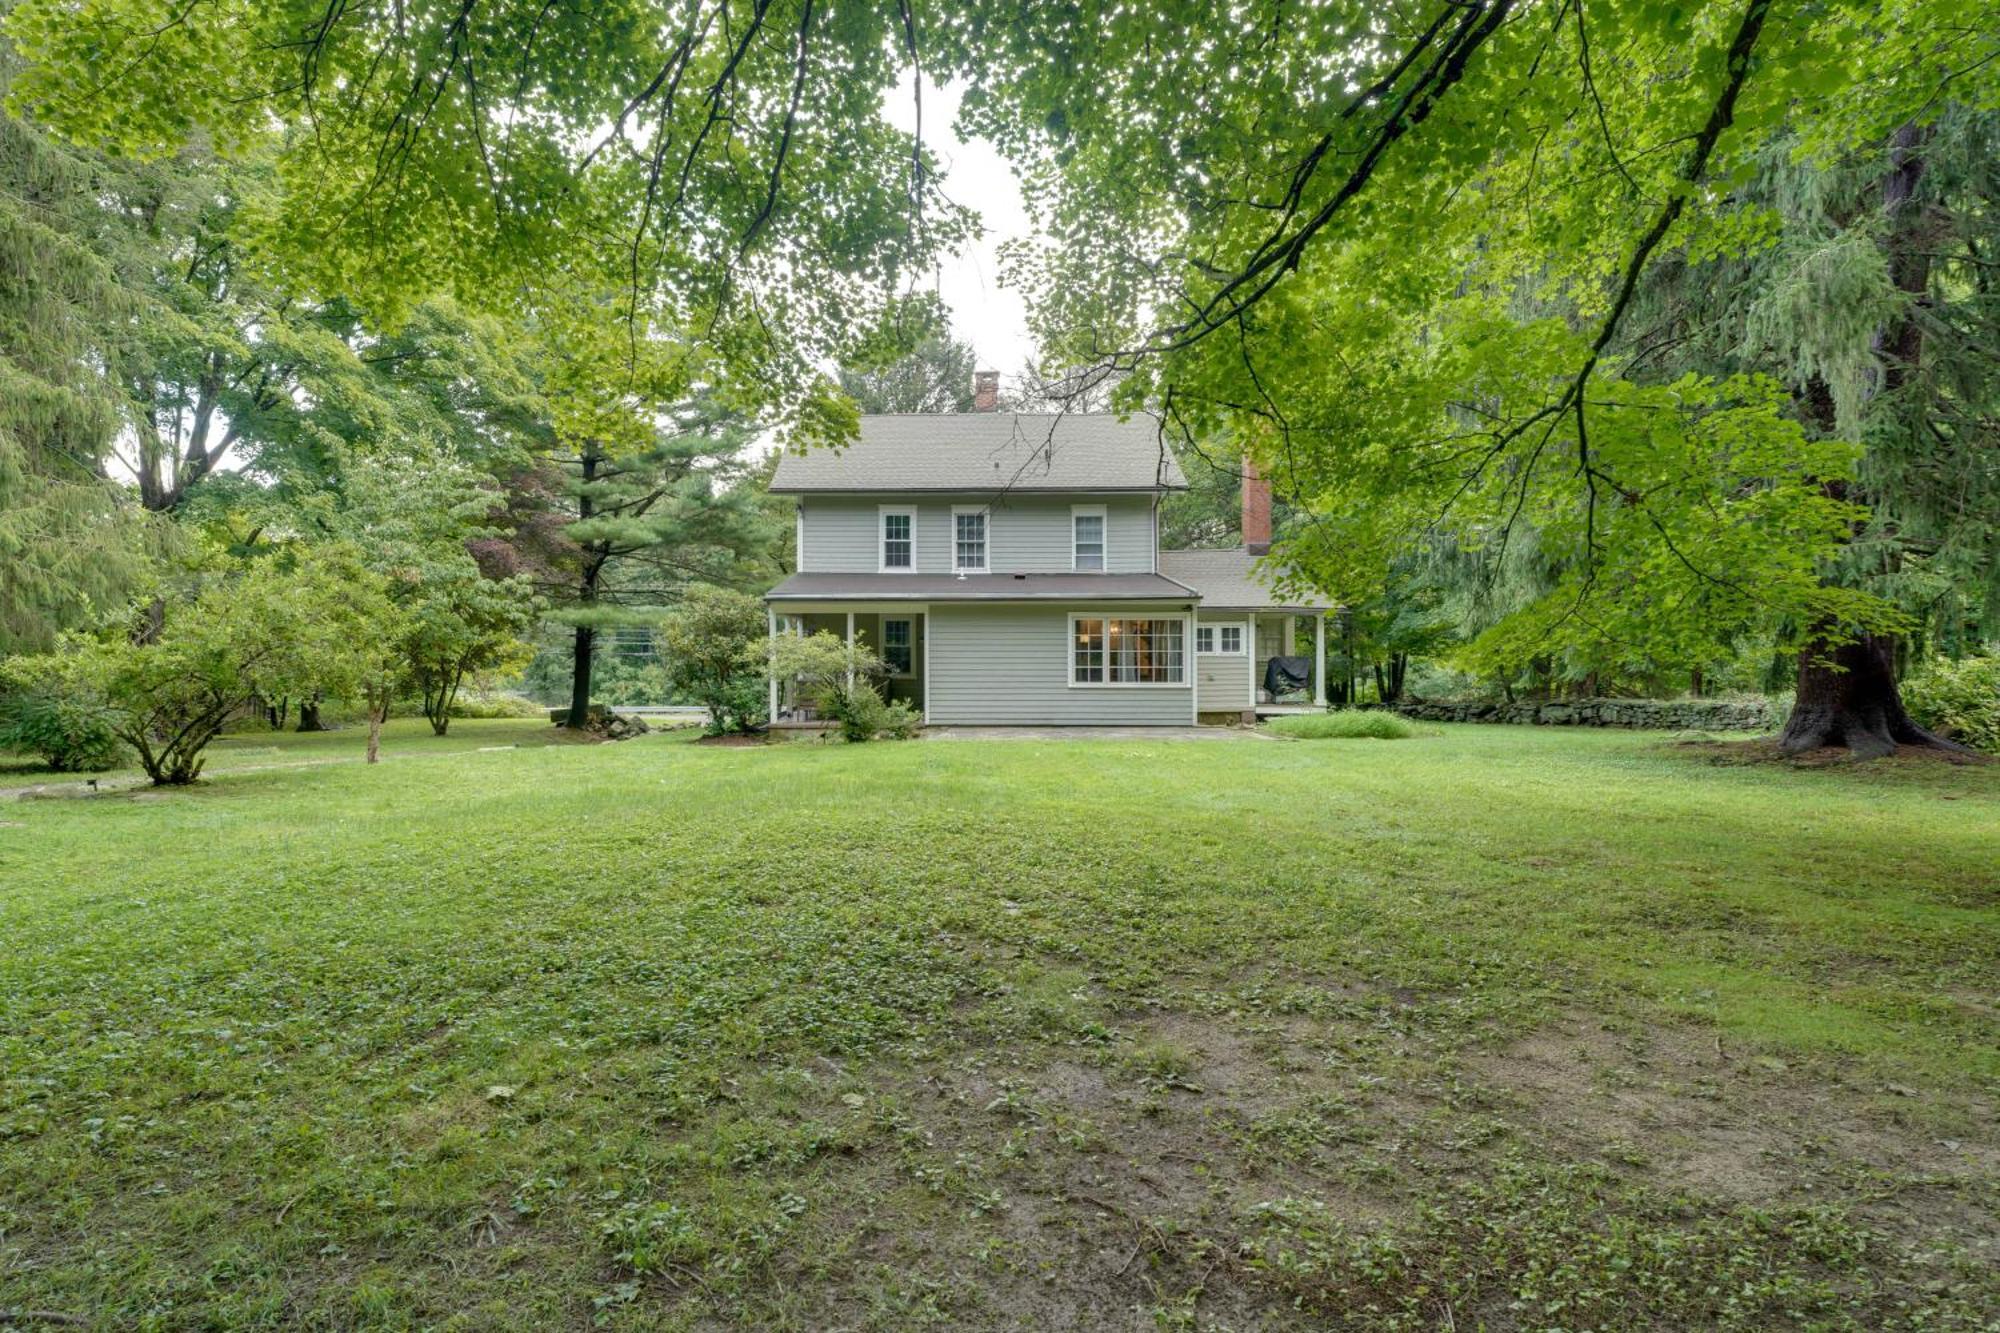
left=1677, top=737, right=1989, bottom=768
left=712, top=979, right=1999, bottom=1329
left=1462, top=1014, right=2000, bottom=1237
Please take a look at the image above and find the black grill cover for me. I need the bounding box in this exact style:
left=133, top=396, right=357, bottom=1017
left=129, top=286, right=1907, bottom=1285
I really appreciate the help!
left=1263, top=655, right=1312, bottom=696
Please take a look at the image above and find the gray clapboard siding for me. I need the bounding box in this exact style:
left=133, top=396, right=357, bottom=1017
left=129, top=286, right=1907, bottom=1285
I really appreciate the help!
left=1194, top=611, right=1252, bottom=711
left=798, top=495, right=1156, bottom=575
left=1195, top=654, right=1251, bottom=711
left=927, top=604, right=1193, bottom=725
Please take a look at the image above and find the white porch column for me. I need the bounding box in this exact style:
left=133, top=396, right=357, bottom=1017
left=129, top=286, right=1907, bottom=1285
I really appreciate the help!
left=1314, top=612, right=1328, bottom=707
left=767, top=608, right=779, bottom=720
left=1248, top=613, right=1259, bottom=705
left=845, top=610, right=856, bottom=691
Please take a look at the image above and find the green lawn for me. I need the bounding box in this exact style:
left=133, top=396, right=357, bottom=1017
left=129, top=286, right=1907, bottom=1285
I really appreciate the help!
left=2, top=723, right=1995, bottom=1329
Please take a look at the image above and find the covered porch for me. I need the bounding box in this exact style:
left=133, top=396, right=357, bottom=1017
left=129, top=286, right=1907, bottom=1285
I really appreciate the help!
left=765, top=603, right=926, bottom=726
left=1189, top=605, right=1329, bottom=721
left=1249, top=610, right=1329, bottom=714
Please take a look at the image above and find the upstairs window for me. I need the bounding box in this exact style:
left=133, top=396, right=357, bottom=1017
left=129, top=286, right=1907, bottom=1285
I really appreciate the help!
left=953, top=508, right=988, bottom=572
left=1072, top=505, right=1107, bottom=571
left=880, top=506, right=915, bottom=571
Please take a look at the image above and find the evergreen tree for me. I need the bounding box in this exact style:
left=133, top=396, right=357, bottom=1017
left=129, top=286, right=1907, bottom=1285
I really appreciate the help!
left=1622, top=111, right=2000, bottom=752
left=479, top=370, right=777, bottom=729
left=0, top=59, right=156, bottom=652
left=840, top=334, right=978, bottom=413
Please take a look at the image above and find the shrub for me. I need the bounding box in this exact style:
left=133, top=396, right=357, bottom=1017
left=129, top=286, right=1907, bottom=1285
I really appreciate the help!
left=1902, top=655, right=2000, bottom=752
left=7, top=555, right=398, bottom=785
left=763, top=631, right=886, bottom=736
left=660, top=586, right=768, bottom=734
left=828, top=684, right=891, bottom=743
left=879, top=698, right=924, bottom=740
left=0, top=691, right=127, bottom=771
left=1268, top=710, right=1422, bottom=740
left=449, top=692, right=547, bottom=720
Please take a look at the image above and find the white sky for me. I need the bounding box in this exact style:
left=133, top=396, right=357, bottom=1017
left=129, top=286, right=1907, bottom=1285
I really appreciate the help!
left=880, top=73, right=1038, bottom=379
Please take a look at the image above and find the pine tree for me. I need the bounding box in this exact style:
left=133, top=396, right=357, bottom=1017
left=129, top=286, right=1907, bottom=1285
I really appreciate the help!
left=1624, top=111, right=2000, bottom=753
left=482, top=393, right=776, bottom=728
left=0, top=57, right=155, bottom=653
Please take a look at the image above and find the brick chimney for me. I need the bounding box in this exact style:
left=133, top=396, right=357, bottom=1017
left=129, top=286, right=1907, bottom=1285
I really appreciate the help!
left=972, top=370, right=1000, bottom=412
left=1242, top=456, right=1272, bottom=554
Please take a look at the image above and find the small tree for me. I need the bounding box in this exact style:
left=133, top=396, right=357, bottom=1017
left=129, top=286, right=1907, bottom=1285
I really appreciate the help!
left=763, top=631, right=894, bottom=741
left=402, top=565, right=539, bottom=736
left=659, top=585, right=767, bottom=735
left=9, top=556, right=395, bottom=784
left=291, top=444, right=541, bottom=737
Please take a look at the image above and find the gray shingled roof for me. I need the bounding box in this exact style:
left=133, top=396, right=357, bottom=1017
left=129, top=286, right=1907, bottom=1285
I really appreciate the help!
left=766, top=572, right=1199, bottom=602
left=768, top=413, right=1187, bottom=493
left=1157, top=548, right=1334, bottom=612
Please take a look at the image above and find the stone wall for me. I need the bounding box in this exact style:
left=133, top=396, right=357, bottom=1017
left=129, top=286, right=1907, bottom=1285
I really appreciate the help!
left=1394, top=696, right=1778, bottom=732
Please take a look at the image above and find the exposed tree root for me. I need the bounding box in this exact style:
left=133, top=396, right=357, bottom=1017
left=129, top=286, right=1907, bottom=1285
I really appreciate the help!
left=1778, top=632, right=1983, bottom=760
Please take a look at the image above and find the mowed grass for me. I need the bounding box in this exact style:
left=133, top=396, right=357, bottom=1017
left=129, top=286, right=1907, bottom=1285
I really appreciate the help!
left=2, top=722, right=1995, bottom=1329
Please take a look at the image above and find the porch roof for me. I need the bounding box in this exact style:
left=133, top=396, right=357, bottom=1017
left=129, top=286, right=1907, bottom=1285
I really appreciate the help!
left=1157, top=547, right=1333, bottom=613
left=765, top=572, right=1199, bottom=602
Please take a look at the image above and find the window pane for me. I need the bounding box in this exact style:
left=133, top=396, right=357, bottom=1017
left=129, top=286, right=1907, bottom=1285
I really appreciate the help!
left=1196, top=626, right=1215, bottom=653
left=1101, top=618, right=1184, bottom=683
left=883, top=512, right=912, bottom=568
left=1219, top=625, right=1243, bottom=654
left=1073, top=619, right=1104, bottom=682
left=884, top=619, right=913, bottom=673
left=955, top=512, right=986, bottom=570
left=1073, top=513, right=1105, bottom=571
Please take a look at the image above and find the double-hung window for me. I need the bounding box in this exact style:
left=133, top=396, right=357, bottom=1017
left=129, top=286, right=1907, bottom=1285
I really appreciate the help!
left=879, top=506, right=915, bottom=571
left=953, top=506, right=988, bottom=573
left=882, top=618, right=913, bottom=675
left=1072, top=505, right=1107, bottom=571
left=1072, top=616, right=1185, bottom=685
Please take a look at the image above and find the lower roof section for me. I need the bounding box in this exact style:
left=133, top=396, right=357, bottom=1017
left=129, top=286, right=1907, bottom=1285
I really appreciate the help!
left=766, top=571, right=1199, bottom=602
left=1157, top=547, right=1334, bottom=613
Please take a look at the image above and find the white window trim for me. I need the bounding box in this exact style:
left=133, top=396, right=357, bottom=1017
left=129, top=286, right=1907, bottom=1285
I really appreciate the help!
left=951, top=505, right=989, bottom=574
left=882, top=616, right=915, bottom=678
left=1197, top=620, right=1247, bottom=656
left=1071, top=504, right=1108, bottom=573
left=878, top=504, right=917, bottom=573
left=794, top=499, right=806, bottom=571
left=1066, top=612, right=1191, bottom=689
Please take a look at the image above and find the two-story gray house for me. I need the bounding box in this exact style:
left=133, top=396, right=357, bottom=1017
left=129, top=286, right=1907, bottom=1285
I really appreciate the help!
left=764, top=405, right=1332, bottom=727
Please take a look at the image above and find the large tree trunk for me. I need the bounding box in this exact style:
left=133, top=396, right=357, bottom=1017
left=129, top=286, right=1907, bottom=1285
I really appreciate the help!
left=1778, top=632, right=1969, bottom=757
left=1781, top=126, right=1952, bottom=759
left=566, top=622, right=596, bottom=730
left=564, top=449, right=602, bottom=731
left=296, top=694, right=330, bottom=732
